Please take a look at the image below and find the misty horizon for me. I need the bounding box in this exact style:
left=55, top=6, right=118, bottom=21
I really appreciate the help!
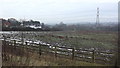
left=0, top=0, right=119, bottom=24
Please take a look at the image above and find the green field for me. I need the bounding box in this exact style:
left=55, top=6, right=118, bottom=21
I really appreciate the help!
left=22, top=31, right=118, bottom=50
left=2, top=31, right=118, bottom=66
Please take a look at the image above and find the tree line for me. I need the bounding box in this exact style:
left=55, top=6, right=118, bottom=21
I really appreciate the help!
left=1, top=18, right=118, bottom=31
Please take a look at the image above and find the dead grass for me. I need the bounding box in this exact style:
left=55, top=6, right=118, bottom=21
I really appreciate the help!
left=2, top=41, right=111, bottom=66
left=3, top=51, right=105, bottom=66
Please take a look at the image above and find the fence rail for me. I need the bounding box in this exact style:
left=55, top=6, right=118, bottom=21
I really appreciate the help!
left=2, top=37, right=116, bottom=65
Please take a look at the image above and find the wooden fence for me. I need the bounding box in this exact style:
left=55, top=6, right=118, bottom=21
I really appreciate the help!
left=2, top=37, right=116, bottom=65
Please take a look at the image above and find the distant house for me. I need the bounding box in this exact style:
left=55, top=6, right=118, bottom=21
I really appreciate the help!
left=1, top=18, right=45, bottom=31
left=8, top=18, right=21, bottom=27
left=4, top=22, right=11, bottom=27
left=23, top=20, right=41, bottom=29
left=0, top=18, right=11, bottom=27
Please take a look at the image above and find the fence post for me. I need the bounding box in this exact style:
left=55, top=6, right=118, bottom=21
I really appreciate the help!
left=25, top=42, right=28, bottom=48
left=92, top=49, right=95, bottom=63
left=115, top=51, right=118, bottom=67
left=55, top=45, right=57, bottom=58
left=3, top=35, right=6, bottom=46
left=39, top=43, right=42, bottom=58
left=3, top=35, right=7, bottom=61
left=72, top=48, right=75, bottom=60
left=13, top=40, right=16, bottom=49
left=25, top=42, right=27, bottom=45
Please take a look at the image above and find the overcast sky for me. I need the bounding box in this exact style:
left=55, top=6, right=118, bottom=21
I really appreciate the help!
left=0, top=0, right=119, bottom=24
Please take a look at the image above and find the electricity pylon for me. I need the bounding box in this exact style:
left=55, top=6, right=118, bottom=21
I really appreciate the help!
left=96, top=7, right=100, bottom=28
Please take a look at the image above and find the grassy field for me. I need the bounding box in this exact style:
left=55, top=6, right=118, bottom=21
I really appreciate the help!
left=2, top=45, right=105, bottom=66
left=3, top=53, right=105, bottom=66
left=2, top=30, right=118, bottom=66
left=22, top=31, right=118, bottom=50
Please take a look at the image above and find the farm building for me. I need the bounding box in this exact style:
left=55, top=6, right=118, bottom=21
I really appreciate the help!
left=22, top=20, right=42, bottom=29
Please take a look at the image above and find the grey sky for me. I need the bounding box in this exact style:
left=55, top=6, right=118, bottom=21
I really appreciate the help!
left=0, top=0, right=119, bottom=24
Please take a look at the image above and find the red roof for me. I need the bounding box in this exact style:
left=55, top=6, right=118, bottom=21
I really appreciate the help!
left=4, top=22, right=11, bottom=25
